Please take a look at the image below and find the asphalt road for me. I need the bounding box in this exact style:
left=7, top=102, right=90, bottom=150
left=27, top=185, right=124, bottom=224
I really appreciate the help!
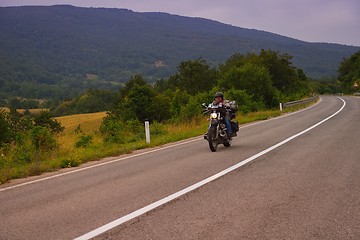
left=1, top=95, right=359, bottom=240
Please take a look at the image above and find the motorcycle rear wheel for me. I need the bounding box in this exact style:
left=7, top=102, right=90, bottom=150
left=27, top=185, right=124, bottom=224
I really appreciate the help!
left=224, top=138, right=232, bottom=147
left=207, top=127, right=218, bottom=152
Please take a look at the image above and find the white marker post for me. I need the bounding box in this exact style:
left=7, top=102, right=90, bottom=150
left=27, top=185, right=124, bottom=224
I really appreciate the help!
left=145, top=120, right=150, bottom=144
left=279, top=102, right=283, bottom=111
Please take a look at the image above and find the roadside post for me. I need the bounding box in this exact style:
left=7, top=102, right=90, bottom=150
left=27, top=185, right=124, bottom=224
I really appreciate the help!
left=145, top=119, right=150, bottom=144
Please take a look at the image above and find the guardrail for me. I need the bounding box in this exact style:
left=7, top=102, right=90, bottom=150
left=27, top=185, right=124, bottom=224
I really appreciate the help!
left=280, top=95, right=319, bottom=111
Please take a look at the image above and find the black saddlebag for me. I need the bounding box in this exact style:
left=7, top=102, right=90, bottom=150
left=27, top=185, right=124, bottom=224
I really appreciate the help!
left=231, top=121, right=239, bottom=132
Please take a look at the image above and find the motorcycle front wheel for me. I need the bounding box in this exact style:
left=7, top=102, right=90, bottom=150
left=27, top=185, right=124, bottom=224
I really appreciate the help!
left=207, top=127, right=218, bottom=152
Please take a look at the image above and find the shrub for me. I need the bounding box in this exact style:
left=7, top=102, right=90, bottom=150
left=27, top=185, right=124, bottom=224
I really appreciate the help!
left=30, top=126, right=57, bottom=151
left=33, top=111, right=64, bottom=134
left=226, top=89, right=265, bottom=114
left=60, top=159, right=80, bottom=168
left=180, top=95, right=203, bottom=120
left=0, top=110, right=11, bottom=146
left=75, top=134, right=93, bottom=148
left=150, top=121, right=168, bottom=136
left=100, top=113, right=126, bottom=143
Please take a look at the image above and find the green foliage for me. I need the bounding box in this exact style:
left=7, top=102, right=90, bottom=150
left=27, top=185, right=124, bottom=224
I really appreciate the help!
left=151, top=94, right=172, bottom=122
left=337, top=50, right=360, bottom=93
left=12, top=141, right=33, bottom=164
left=101, top=49, right=312, bottom=131
left=118, top=75, right=149, bottom=99
left=175, top=58, right=217, bottom=94
left=180, top=95, right=203, bottom=120
left=7, top=98, right=40, bottom=109
left=257, top=49, right=298, bottom=94
left=149, top=121, right=168, bottom=136
left=0, top=109, right=32, bottom=146
left=100, top=113, right=126, bottom=143
left=124, top=84, right=157, bottom=122
left=0, top=108, right=63, bottom=178
left=100, top=113, right=145, bottom=144
left=226, top=89, right=265, bottom=113
left=109, top=75, right=172, bottom=124
left=33, top=111, right=64, bottom=134
left=219, top=63, right=279, bottom=107
left=52, top=89, right=117, bottom=116
left=75, top=134, right=93, bottom=148
left=312, top=77, right=341, bottom=94
left=30, top=126, right=57, bottom=151
left=60, top=159, right=80, bottom=168
left=0, top=110, right=12, bottom=146
left=6, top=108, right=33, bottom=132
left=170, top=89, right=190, bottom=118
left=155, top=58, right=217, bottom=96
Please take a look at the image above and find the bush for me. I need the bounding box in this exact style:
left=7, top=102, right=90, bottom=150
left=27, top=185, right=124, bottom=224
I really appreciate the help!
left=33, top=111, right=64, bottom=134
left=75, top=134, right=93, bottom=148
left=150, top=121, right=168, bottom=136
left=100, top=113, right=126, bottom=143
left=226, top=89, right=265, bottom=114
left=30, top=126, right=57, bottom=151
left=60, top=159, right=80, bottom=168
left=180, top=95, right=203, bottom=120
left=0, top=110, right=11, bottom=146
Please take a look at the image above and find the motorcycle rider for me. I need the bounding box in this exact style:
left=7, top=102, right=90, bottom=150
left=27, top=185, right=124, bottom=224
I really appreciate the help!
left=212, top=92, right=236, bottom=138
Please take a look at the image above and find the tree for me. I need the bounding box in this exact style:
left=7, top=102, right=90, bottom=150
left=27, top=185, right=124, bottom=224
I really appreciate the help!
left=338, top=50, right=360, bottom=93
left=171, top=58, right=217, bottom=95
left=218, top=63, right=279, bottom=107
left=170, top=89, right=190, bottom=118
left=33, top=111, right=64, bottom=134
left=218, top=52, right=255, bottom=75
left=118, top=74, right=148, bottom=99
left=151, top=94, right=171, bottom=122
left=219, top=50, right=309, bottom=97
left=257, top=49, right=299, bottom=94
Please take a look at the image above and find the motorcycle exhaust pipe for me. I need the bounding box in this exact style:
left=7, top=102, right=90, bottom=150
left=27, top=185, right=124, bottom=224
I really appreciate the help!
left=219, top=130, right=226, bottom=137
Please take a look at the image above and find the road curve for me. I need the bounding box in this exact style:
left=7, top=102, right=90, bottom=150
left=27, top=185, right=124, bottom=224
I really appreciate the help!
left=1, top=95, right=359, bottom=239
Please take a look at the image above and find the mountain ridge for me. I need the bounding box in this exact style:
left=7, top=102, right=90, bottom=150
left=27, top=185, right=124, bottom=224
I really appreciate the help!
left=0, top=5, right=359, bottom=100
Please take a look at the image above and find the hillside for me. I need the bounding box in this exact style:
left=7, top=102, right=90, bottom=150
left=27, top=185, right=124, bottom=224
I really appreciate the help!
left=0, top=5, right=359, bottom=101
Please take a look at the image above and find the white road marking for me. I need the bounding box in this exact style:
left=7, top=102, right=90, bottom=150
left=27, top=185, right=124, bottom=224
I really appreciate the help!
left=0, top=97, right=322, bottom=193
left=75, top=97, right=345, bottom=240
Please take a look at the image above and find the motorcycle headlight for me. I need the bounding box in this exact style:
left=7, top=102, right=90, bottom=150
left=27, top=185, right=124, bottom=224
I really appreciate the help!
left=210, top=112, right=218, bottom=119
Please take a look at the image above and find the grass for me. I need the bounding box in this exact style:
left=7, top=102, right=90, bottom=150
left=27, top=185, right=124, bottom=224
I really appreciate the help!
left=55, top=112, right=107, bottom=133
left=0, top=102, right=315, bottom=184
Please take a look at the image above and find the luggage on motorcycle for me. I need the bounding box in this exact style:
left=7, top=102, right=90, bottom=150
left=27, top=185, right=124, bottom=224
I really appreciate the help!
left=229, top=110, right=236, bottom=119
left=228, top=101, right=238, bottom=119
left=229, top=101, right=238, bottom=111
left=231, top=121, right=239, bottom=132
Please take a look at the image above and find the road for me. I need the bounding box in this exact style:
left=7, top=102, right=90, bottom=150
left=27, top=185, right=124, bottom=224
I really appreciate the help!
left=1, top=95, right=359, bottom=239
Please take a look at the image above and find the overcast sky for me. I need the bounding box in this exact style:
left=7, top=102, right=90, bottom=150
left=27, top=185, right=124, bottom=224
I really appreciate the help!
left=1, top=0, right=359, bottom=46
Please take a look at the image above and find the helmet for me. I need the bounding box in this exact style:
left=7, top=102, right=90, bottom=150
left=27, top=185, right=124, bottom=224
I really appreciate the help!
left=214, top=92, right=224, bottom=99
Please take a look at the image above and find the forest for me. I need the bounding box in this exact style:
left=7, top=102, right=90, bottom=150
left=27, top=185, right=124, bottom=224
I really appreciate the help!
left=0, top=5, right=359, bottom=106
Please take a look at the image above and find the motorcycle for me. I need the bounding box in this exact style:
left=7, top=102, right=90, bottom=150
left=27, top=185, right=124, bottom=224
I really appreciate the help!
left=203, top=101, right=239, bottom=152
